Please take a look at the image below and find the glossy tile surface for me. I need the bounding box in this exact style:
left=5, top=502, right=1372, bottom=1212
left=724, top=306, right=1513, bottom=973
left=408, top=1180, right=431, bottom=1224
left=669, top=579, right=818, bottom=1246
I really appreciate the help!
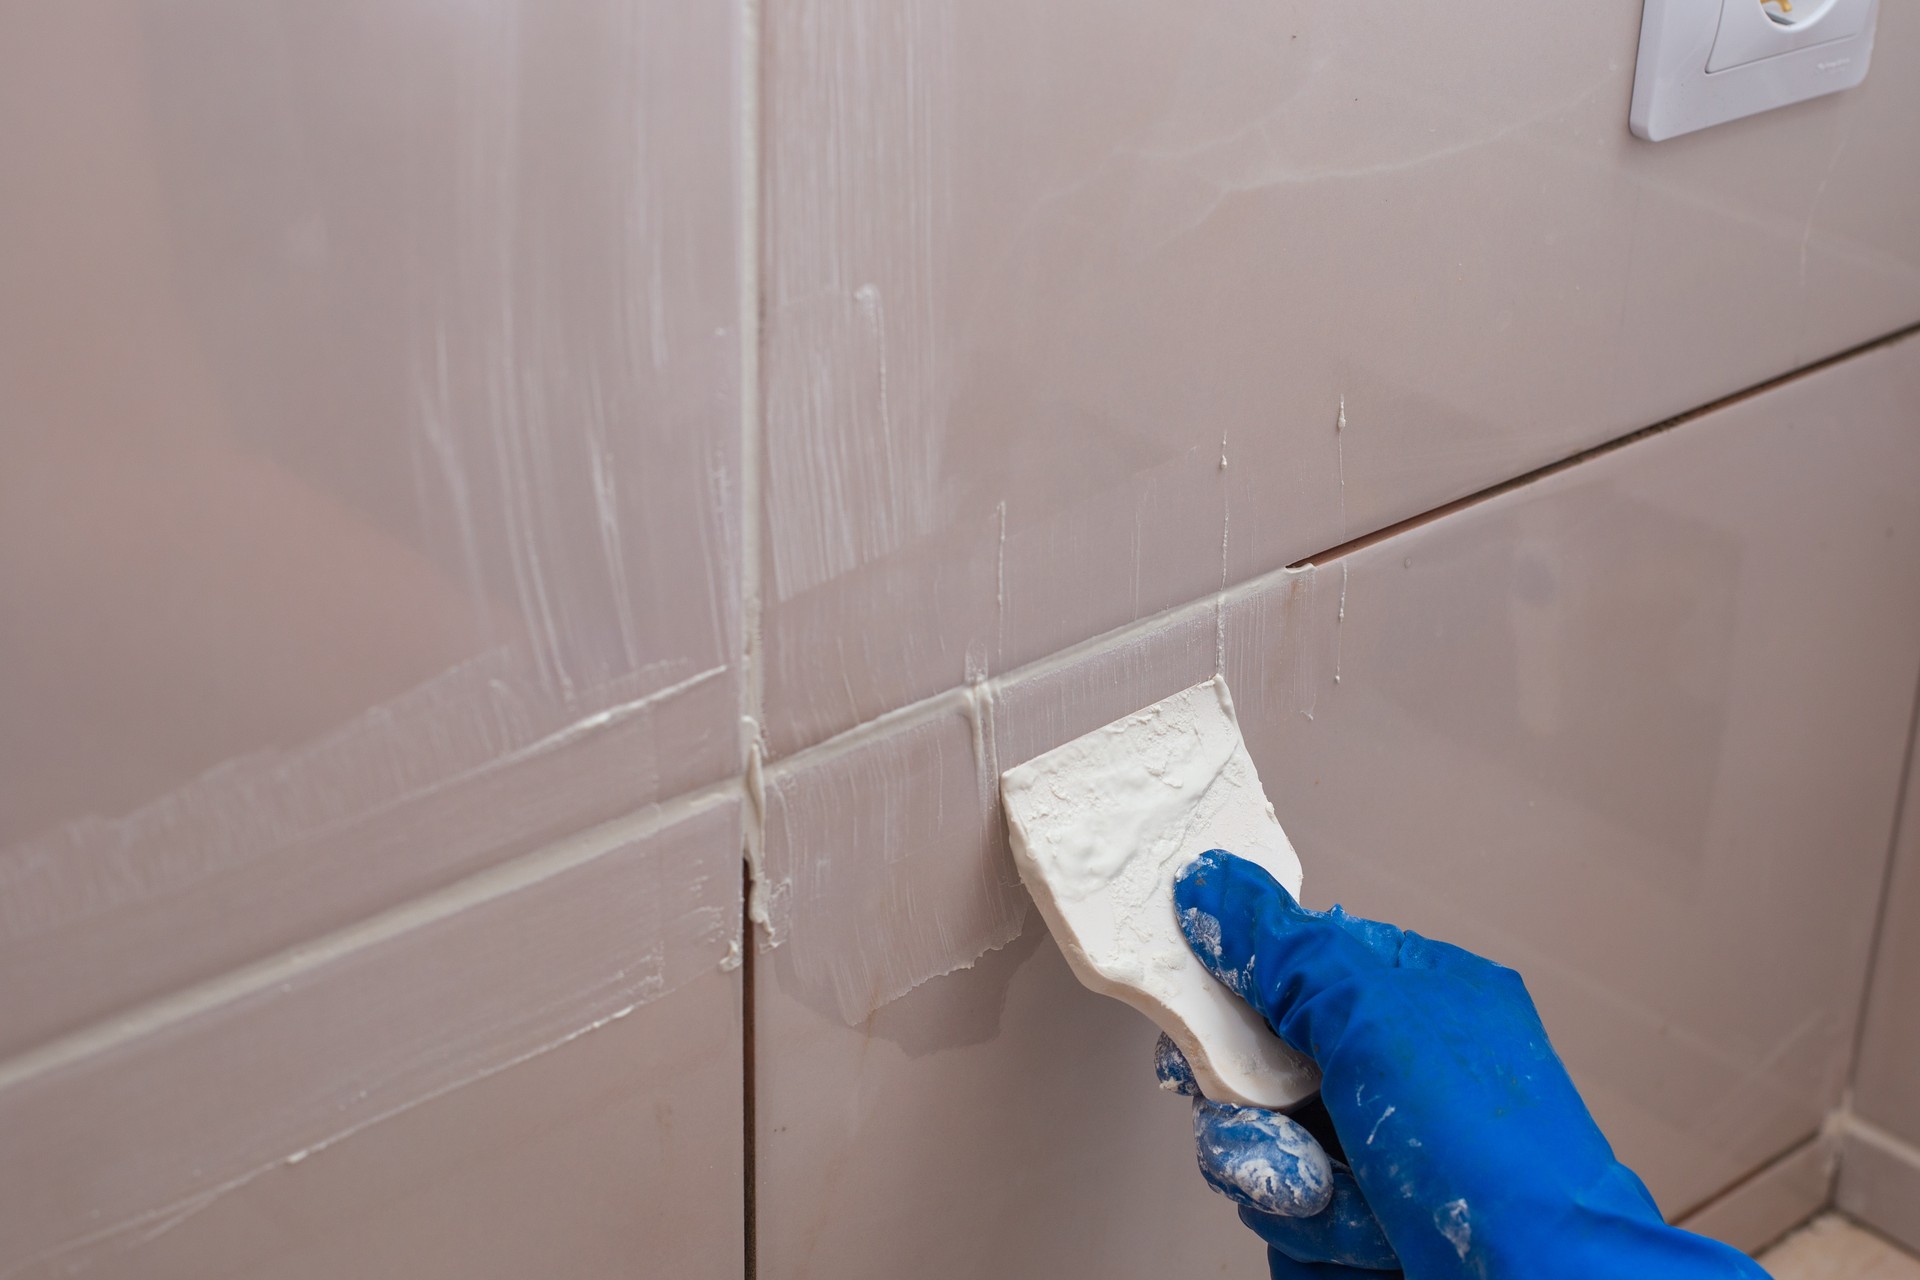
left=111, top=975, right=744, bottom=1280
left=758, top=0, right=1920, bottom=756
left=1854, top=687, right=1920, bottom=1150
left=1847, top=667, right=1920, bottom=1256
left=0, top=1, right=742, bottom=1052
left=1223, top=347, right=1920, bottom=1211
left=1677, top=1138, right=1833, bottom=1257
left=40, top=974, right=745, bottom=1280
left=0, top=793, right=741, bottom=1278
left=754, top=337, right=1920, bottom=1277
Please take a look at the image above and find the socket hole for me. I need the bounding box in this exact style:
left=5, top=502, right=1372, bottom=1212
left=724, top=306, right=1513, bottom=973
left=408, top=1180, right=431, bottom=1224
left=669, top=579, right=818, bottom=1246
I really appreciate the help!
left=1760, top=0, right=1840, bottom=27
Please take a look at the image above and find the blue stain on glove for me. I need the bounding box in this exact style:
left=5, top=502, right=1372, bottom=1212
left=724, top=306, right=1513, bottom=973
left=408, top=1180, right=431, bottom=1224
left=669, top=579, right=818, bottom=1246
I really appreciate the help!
left=1164, top=848, right=1775, bottom=1280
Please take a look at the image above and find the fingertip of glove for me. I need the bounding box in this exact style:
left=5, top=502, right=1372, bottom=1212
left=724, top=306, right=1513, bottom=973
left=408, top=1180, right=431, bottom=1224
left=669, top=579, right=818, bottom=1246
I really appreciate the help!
left=1176, top=850, right=1306, bottom=912
left=1193, top=1098, right=1335, bottom=1218
left=1173, top=848, right=1234, bottom=897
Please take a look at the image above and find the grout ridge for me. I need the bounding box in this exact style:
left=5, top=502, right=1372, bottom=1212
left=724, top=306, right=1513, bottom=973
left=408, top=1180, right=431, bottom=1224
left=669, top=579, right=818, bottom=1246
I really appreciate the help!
left=0, top=781, right=739, bottom=1091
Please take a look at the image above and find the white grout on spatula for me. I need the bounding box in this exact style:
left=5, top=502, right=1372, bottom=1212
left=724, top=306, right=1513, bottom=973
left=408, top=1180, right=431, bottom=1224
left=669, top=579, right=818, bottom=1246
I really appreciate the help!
left=1000, top=677, right=1320, bottom=1110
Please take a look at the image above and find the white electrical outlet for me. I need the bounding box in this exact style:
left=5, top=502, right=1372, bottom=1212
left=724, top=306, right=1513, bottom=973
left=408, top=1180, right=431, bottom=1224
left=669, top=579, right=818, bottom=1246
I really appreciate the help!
left=1631, top=0, right=1879, bottom=141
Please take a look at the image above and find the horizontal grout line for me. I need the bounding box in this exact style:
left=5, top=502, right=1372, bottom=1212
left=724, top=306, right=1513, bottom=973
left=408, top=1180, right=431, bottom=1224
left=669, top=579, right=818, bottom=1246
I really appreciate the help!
left=753, top=560, right=1313, bottom=781
left=1671, top=1129, right=1833, bottom=1227
left=768, top=321, right=1920, bottom=778
left=1291, top=320, right=1920, bottom=570
left=7, top=323, right=1915, bottom=1089
left=760, top=683, right=975, bottom=776
left=1841, top=1113, right=1920, bottom=1173
left=0, top=781, right=740, bottom=1091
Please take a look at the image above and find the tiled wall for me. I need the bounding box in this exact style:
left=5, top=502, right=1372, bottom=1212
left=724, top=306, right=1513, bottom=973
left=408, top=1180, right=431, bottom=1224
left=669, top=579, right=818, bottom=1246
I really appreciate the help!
left=754, top=337, right=1920, bottom=1276
left=757, top=0, right=1920, bottom=756
left=3, top=2, right=1919, bottom=1276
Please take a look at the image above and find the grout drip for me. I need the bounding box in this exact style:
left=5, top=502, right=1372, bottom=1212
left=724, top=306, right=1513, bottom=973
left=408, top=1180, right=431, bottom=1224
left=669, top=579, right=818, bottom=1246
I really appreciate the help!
left=1216, top=432, right=1229, bottom=675
left=1335, top=395, right=1348, bottom=538
left=1334, top=562, right=1348, bottom=685
left=995, top=498, right=1007, bottom=666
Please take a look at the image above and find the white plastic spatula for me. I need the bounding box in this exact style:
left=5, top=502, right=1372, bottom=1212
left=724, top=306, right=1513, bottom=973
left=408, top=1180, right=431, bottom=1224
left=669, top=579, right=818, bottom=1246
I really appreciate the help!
left=999, top=677, right=1320, bottom=1109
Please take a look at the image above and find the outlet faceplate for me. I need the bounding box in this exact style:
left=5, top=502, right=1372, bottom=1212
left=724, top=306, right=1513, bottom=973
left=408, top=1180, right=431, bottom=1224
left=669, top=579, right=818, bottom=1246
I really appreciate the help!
left=1631, top=0, right=1879, bottom=141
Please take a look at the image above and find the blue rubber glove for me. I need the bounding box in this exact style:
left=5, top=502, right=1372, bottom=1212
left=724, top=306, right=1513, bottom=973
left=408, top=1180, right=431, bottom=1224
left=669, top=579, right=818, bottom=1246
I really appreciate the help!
left=1164, top=848, right=1774, bottom=1279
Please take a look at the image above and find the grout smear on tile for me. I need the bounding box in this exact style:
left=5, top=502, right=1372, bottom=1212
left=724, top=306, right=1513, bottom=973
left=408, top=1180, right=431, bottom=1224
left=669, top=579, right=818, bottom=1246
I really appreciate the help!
left=1217, top=431, right=1230, bottom=675
left=1336, top=395, right=1348, bottom=538
left=0, top=792, right=741, bottom=1277
left=1291, top=565, right=1318, bottom=721
left=996, top=498, right=1008, bottom=665
left=1335, top=562, right=1348, bottom=685
left=743, top=737, right=778, bottom=947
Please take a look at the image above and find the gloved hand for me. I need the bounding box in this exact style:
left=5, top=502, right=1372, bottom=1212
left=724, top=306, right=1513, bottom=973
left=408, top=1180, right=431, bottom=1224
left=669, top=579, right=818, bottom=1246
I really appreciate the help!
left=1161, top=848, right=1773, bottom=1279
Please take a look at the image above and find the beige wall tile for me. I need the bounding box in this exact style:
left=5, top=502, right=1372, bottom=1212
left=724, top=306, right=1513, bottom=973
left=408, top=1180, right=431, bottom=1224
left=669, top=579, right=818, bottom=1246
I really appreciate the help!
left=0, top=0, right=743, bottom=1052
left=0, top=795, right=742, bottom=1277
left=759, top=0, right=1920, bottom=756
left=1839, top=1126, right=1920, bottom=1259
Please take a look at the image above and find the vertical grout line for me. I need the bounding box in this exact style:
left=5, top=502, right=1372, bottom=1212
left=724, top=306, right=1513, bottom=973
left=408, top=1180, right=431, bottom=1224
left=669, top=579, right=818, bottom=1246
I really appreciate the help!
left=736, top=0, right=765, bottom=776
left=1842, top=661, right=1920, bottom=1106
left=741, top=862, right=759, bottom=1279
left=736, top=0, right=771, bottom=945
left=735, top=0, right=764, bottom=1276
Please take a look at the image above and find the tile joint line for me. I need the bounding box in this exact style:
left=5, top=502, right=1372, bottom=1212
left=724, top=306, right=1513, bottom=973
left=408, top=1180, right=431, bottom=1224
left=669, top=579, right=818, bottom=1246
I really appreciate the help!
left=1288, top=320, right=1920, bottom=573
left=737, top=0, right=763, bottom=1274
